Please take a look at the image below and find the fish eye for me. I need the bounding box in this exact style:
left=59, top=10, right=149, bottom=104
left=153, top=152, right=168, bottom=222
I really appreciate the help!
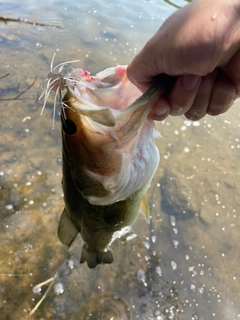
left=62, top=119, right=77, bottom=136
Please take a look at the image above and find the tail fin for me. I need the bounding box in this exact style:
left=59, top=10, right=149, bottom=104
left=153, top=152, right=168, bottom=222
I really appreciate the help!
left=80, top=244, right=113, bottom=268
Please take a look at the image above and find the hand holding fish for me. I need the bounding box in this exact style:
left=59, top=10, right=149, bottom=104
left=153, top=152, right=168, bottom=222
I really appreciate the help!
left=127, top=0, right=240, bottom=121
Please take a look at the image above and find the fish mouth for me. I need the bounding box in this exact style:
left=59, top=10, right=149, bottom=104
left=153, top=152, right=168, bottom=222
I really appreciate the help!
left=65, top=65, right=142, bottom=112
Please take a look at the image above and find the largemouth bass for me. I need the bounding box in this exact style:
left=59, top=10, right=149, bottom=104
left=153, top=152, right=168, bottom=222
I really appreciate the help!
left=47, top=64, right=171, bottom=268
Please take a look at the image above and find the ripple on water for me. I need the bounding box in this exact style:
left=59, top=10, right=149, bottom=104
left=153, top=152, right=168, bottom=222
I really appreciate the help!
left=77, top=293, right=131, bottom=320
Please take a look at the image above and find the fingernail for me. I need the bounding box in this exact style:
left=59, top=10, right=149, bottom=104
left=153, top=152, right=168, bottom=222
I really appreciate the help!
left=171, top=105, right=183, bottom=116
left=154, top=106, right=169, bottom=117
left=185, top=110, right=202, bottom=121
left=182, top=75, right=200, bottom=90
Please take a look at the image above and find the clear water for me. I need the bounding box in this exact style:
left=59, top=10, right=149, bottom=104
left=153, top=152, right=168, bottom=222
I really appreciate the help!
left=0, top=0, right=240, bottom=319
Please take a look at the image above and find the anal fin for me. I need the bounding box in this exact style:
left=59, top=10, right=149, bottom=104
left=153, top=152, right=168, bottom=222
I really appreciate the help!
left=140, top=196, right=150, bottom=223
left=58, top=208, right=78, bottom=247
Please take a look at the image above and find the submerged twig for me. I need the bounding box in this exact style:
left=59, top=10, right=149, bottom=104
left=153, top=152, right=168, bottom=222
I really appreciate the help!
left=0, top=16, right=61, bottom=29
left=0, top=73, right=10, bottom=79
left=0, top=76, right=37, bottom=101
left=33, top=276, right=55, bottom=289
left=0, top=273, right=29, bottom=276
left=26, top=272, right=58, bottom=319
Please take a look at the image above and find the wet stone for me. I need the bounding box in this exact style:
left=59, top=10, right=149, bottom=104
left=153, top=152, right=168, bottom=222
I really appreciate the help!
left=160, top=168, right=199, bottom=220
left=54, top=282, right=64, bottom=295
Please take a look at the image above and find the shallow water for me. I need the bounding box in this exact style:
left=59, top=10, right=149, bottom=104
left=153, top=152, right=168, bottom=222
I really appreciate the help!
left=0, top=0, right=240, bottom=319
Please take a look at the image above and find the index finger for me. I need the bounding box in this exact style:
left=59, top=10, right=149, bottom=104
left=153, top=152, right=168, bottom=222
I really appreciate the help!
left=127, top=42, right=161, bottom=92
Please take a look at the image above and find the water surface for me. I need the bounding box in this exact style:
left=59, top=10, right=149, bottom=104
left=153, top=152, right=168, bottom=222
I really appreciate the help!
left=0, top=1, right=240, bottom=319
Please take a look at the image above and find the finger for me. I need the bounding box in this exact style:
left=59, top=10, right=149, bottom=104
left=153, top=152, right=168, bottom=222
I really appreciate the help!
left=222, top=49, right=240, bottom=95
left=127, top=44, right=157, bottom=92
left=184, top=70, right=218, bottom=120
left=149, top=96, right=170, bottom=121
left=168, top=75, right=201, bottom=116
left=207, top=71, right=235, bottom=116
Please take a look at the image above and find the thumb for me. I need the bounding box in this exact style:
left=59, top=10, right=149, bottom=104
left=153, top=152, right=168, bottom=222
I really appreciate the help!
left=127, top=43, right=161, bottom=92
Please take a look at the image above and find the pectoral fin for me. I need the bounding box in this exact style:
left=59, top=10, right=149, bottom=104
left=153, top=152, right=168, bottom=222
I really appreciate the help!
left=58, top=208, right=79, bottom=247
left=140, top=196, right=150, bottom=223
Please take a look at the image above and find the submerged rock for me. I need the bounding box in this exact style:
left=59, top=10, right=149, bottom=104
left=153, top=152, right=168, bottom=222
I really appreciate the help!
left=160, top=168, right=199, bottom=220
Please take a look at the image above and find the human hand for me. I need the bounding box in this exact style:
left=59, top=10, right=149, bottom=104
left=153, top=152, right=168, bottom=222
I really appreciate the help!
left=127, top=0, right=240, bottom=121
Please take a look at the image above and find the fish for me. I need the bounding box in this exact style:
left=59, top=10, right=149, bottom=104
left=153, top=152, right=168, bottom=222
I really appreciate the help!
left=42, top=62, right=173, bottom=268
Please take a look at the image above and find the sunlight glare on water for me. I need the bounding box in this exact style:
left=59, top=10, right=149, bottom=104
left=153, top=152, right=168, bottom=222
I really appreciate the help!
left=0, top=0, right=240, bottom=319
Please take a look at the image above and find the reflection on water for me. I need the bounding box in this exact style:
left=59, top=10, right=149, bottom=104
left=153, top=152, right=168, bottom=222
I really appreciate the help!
left=0, top=0, right=240, bottom=319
